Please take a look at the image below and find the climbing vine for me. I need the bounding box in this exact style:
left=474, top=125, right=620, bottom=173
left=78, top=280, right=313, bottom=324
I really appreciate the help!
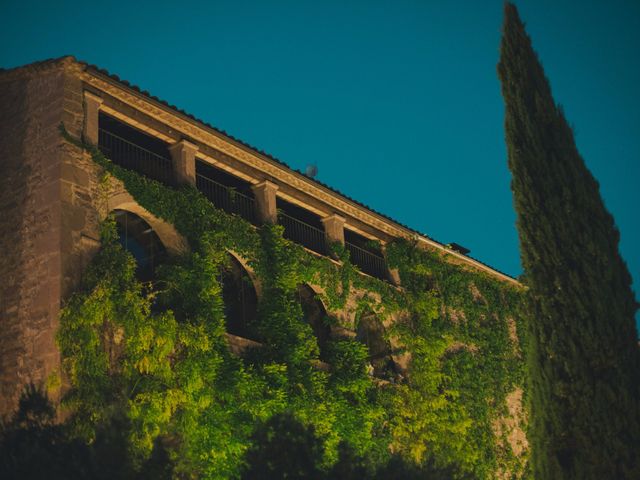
left=386, top=240, right=528, bottom=478
left=56, top=128, right=529, bottom=479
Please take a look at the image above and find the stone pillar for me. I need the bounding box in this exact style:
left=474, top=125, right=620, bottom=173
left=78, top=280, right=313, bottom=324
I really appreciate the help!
left=321, top=214, right=345, bottom=246
left=382, top=244, right=402, bottom=286
left=251, top=180, right=279, bottom=224
left=82, top=91, right=103, bottom=145
left=169, top=140, right=198, bottom=186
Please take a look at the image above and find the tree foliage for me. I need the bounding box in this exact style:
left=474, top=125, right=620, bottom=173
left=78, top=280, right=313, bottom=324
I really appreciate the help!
left=0, top=385, right=171, bottom=480
left=497, top=3, right=640, bottom=479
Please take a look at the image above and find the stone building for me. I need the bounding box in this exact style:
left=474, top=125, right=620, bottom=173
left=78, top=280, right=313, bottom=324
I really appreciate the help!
left=0, top=56, right=519, bottom=419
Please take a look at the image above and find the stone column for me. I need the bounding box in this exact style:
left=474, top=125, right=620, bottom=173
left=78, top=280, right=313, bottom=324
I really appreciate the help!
left=382, top=244, right=402, bottom=286
left=321, top=214, right=345, bottom=245
left=82, top=91, right=103, bottom=145
left=169, top=140, right=198, bottom=186
left=251, top=180, right=279, bottom=224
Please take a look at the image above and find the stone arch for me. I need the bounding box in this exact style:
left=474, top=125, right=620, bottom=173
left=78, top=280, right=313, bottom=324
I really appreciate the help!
left=221, top=254, right=259, bottom=340
left=107, top=191, right=188, bottom=256
left=113, top=209, right=168, bottom=281
left=296, top=284, right=331, bottom=359
left=356, top=309, right=397, bottom=379
left=227, top=249, right=262, bottom=298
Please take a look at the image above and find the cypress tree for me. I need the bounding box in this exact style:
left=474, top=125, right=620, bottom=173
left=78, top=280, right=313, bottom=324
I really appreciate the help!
left=497, top=3, right=640, bottom=479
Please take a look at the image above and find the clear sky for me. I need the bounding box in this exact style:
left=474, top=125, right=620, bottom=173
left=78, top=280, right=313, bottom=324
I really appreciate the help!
left=1, top=0, right=638, bottom=328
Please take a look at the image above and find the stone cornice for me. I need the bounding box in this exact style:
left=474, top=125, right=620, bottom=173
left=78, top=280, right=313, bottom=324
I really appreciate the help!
left=80, top=70, right=407, bottom=235
left=79, top=67, right=520, bottom=286
left=169, top=139, right=199, bottom=153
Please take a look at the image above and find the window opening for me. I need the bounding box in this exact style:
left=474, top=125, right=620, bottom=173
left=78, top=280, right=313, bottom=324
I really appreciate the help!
left=221, top=255, right=258, bottom=340
left=195, top=160, right=257, bottom=224
left=114, top=210, right=167, bottom=281
left=98, top=113, right=172, bottom=184
left=344, top=229, right=388, bottom=281
left=297, top=284, right=330, bottom=360
left=277, top=198, right=326, bottom=255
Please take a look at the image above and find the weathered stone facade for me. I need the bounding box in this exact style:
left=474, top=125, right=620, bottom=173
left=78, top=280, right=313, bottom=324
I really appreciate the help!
left=0, top=56, right=520, bottom=420
left=0, top=59, right=90, bottom=416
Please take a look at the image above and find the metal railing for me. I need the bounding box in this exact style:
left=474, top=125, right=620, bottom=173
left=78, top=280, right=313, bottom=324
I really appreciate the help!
left=98, top=129, right=172, bottom=184
left=345, top=241, right=388, bottom=281
left=278, top=212, right=327, bottom=255
left=197, top=174, right=257, bottom=224
left=98, top=129, right=391, bottom=282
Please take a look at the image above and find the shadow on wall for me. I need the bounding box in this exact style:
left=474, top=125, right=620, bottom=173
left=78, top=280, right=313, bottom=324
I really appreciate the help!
left=356, top=310, right=397, bottom=380
left=0, top=74, right=37, bottom=418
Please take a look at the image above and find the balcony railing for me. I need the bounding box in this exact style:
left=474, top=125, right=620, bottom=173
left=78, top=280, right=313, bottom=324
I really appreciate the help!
left=278, top=212, right=327, bottom=255
left=196, top=174, right=257, bottom=224
left=98, top=129, right=173, bottom=185
left=345, top=241, right=388, bottom=281
left=98, top=128, right=391, bottom=282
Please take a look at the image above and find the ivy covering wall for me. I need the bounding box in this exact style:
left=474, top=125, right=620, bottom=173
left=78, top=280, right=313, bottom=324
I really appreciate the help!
left=55, top=131, right=529, bottom=479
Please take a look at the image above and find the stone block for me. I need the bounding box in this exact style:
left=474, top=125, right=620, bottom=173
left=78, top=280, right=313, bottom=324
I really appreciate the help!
left=169, top=140, right=198, bottom=186
left=82, top=91, right=103, bottom=145
left=251, top=180, right=279, bottom=224
left=61, top=162, right=89, bottom=187
left=321, top=214, right=345, bottom=245
left=62, top=204, right=86, bottom=231
left=61, top=181, right=74, bottom=202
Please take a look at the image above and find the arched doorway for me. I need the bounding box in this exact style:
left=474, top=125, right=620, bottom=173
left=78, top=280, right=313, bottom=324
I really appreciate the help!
left=114, top=209, right=167, bottom=281
left=297, top=284, right=331, bottom=359
left=356, top=311, right=396, bottom=379
left=221, top=254, right=258, bottom=340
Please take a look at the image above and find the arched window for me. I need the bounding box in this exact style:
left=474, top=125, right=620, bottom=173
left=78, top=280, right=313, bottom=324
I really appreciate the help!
left=297, top=284, right=331, bottom=359
left=221, top=255, right=258, bottom=340
left=114, top=210, right=167, bottom=281
left=356, top=311, right=396, bottom=379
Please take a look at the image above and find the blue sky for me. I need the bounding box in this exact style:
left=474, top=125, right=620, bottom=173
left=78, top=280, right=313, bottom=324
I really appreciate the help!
left=1, top=0, right=638, bottom=328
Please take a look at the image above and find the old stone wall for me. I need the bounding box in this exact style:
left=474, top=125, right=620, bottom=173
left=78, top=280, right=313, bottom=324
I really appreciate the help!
left=59, top=77, right=103, bottom=302
left=0, top=59, right=95, bottom=418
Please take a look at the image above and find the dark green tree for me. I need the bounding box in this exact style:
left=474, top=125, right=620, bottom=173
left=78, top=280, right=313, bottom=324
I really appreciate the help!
left=497, top=3, right=640, bottom=479
left=241, top=412, right=324, bottom=480
left=0, top=384, right=173, bottom=480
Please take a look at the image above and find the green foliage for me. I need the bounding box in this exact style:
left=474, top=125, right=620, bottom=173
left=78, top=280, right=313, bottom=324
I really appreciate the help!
left=53, top=126, right=528, bottom=478
left=241, top=413, right=470, bottom=480
left=386, top=240, right=527, bottom=478
left=498, top=4, right=640, bottom=479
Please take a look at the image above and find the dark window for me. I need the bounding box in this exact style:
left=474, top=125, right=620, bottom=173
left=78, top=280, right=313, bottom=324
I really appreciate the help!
left=297, top=284, right=330, bottom=360
left=196, top=161, right=254, bottom=196
left=98, top=113, right=172, bottom=184
left=114, top=210, right=167, bottom=281
left=196, top=161, right=257, bottom=223
left=221, top=255, right=258, bottom=340
left=344, top=230, right=388, bottom=281
left=277, top=199, right=326, bottom=255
